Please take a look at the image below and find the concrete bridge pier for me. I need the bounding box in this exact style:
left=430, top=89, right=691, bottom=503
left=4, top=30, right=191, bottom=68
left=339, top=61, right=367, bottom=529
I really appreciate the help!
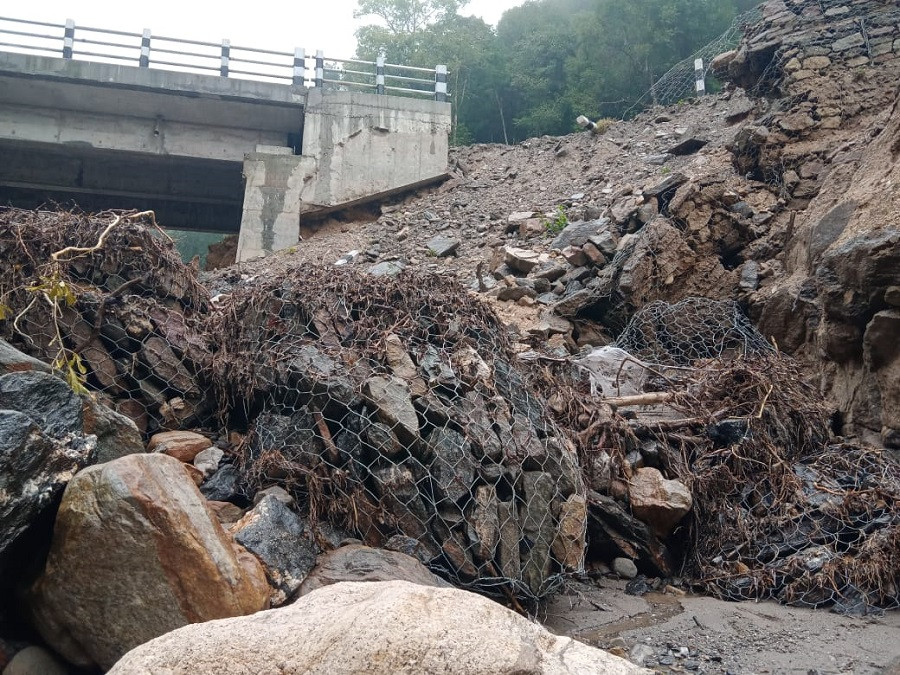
left=236, top=90, right=451, bottom=262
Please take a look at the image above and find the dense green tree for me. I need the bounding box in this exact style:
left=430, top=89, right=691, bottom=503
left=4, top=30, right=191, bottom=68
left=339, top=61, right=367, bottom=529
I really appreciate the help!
left=353, top=0, right=759, bottom=143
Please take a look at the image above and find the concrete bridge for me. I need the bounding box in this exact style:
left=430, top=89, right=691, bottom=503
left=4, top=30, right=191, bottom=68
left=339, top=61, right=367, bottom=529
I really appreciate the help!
left=0, top=17, right=451, bottom=261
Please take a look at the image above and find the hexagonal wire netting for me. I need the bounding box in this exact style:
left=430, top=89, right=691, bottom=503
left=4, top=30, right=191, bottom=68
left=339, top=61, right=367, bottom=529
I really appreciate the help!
left=611, top=298, right=900, bottom=614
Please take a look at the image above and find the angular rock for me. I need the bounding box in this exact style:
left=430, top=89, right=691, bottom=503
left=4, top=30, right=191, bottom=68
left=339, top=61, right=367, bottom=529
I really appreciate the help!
left=552, top=493, right=587, bottom=571
left=504, top=246, right=541, bottom=273
left=521, top=471, right=557, bottom=596
left=428, top=428, right=476, bottom=503
left=27, top=453, right=269, bottom=670
left=200, top=464, right=243, bottom=502
left=253, top=485, right=294, bottom=507
left=642, top=173, right=688, bottom=199
left=469, top=485, right=500, bottom=563
left=0, top=338, right=51, bottom=375
left=627, top=467, right=693, bottom=538
left=232, top=495, right=318, bottom=606
left=426, top=236, right=460, bottom=258
left=368, top=261, right=405, bottom=277
left=551, top=218, right=610, bottom=249
left=561, top=245, right=588, bottom=267
left=148, top=430, right=212, bottom=463
left=193, top=445, right=224, bottom=478
left=666, top=137, right=708, bottom=156
left=363, top=376, right=419, bottom=444
left=0, top=410, right=96, bottom=566
left=298, top=545, right=450, bottom=596
left=497, top=500, right=521, bottom=581
left=110, top=581, right=646, bottom=675
left=82, top=398, right=144, bottom=464
left=383, top=333, right=426, bottom=397
left=0, top=371, right=82, bottom=439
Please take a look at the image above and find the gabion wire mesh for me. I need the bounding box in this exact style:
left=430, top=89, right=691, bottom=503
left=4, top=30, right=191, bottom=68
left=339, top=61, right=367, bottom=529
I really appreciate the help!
left=0, top=208, right=586, bottom=604
left=624, top=5, right=763, bottom=117
left=614, top=297, right=774, bottom=366
left=606, top=299, right=900, bottom=613
left=207, top=267, right=586, bottom=602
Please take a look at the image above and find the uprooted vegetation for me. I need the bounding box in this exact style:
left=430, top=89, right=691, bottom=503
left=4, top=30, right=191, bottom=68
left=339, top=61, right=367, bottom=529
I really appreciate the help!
left=1, top=207, right=897, bottom=614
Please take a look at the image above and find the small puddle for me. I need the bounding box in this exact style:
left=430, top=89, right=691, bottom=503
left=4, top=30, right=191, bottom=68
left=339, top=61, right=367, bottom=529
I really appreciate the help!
left=575, top=592, right=685, bottom=642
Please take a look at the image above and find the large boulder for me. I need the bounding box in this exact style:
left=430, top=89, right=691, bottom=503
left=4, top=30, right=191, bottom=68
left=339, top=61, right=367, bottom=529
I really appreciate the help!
left=110, top=580, right=648, bottom=674
left=26, top=453, right=269, bottom=670
left=298, top=544, right=451, bottom=596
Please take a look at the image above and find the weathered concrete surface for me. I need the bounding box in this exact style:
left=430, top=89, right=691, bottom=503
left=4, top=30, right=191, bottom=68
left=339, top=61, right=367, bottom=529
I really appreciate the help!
left=236, top=91, right=451, bottom=261
left=299, top=89, right=451, bottom=213
left=0, top=52, right=451, bottom=243
left=236, top=151, right=316, bottom=261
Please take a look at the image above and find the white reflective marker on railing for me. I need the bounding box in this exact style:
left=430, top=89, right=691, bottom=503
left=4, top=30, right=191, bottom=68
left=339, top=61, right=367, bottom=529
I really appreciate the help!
left=0, top=15, right=450, bottom=99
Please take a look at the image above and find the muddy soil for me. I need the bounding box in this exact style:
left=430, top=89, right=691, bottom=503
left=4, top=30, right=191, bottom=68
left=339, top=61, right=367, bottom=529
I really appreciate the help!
left=543, top=579, right=900, bottom=674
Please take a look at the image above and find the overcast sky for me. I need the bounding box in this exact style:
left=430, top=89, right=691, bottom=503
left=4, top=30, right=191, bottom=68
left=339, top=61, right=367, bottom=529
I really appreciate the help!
left=7, top=1, right=523, bottom=61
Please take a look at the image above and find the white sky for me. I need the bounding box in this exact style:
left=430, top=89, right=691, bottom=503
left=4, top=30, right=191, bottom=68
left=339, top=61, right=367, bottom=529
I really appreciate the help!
left=8, top=0, right=523, bottom=61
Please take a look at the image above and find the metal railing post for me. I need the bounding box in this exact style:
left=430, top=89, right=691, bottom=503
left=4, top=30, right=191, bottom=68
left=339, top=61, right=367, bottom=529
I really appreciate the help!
left=376, top=54, right=385, bottom=95
left=315, top=50, right=324, bottom=88
left=140, top=29, right=151, bottom=67
left=220, top=39, right=230, bottom=77
left=435, top=64, right=448, bottom=102
left=293, top=47, right=305, bottom=86
left=63, top=19, right=75, bottom=59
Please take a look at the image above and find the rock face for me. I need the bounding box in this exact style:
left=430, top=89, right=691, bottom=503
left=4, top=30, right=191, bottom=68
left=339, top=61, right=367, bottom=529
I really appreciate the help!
left=627, top=468, right=692, bottom=538
left=232, top=495, right=318, bottom=606
left=0, top=410, right=96, bottom=568
left=110, top=580, right=648, bottom=675
left=27, top=453, right=269, bottom=670
left=298, top=544, right=451, bottom=596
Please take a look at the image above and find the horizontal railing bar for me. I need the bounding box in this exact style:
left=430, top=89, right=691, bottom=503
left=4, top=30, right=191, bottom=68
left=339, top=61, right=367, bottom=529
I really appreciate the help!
left=72, top=50, right=133, bottom=62
left=150, top=46, right=218, bottom=60
left=0, top=16, right=449, bottom=95
left=226, top=68, right=290, bottom=80
left=150, top=33, right=221, bottom=48
left=76, top=25, right=143, bottom=39
left=0, top=16, right=64, bottom=29
left=324, top=56, right=376, bottom=67
left=150, top=59, right=220, bottom=72
left=226, top=44, right=293, bottom=58
left=385, top=84, right=440, bottom=96
left=0, top=40, right=58, bottom=52
left=0, top=28, right=60, bottom=40
left=229, top=55, right=290, bottom=69
left=385, top=63, right=437, bottom=74
left=73, top=37, right=138, bottom=50
left=384, top=73, right=433, bottom=85
left=329, top=68, right=373, bottom=78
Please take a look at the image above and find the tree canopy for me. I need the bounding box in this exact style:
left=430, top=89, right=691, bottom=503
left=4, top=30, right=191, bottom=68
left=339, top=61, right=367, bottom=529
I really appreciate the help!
left=353, top=0, right=759, bottom=144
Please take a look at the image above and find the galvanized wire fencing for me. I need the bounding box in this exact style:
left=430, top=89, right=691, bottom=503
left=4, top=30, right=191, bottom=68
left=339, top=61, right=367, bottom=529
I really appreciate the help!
left=207, top=267, right=585, bottom=602
left=0, top=208, right=580, bottom=603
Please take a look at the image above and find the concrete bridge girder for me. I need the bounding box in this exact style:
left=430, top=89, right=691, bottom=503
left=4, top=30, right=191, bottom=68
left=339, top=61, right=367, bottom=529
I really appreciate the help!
left=0, top=52, right=451, bottom=252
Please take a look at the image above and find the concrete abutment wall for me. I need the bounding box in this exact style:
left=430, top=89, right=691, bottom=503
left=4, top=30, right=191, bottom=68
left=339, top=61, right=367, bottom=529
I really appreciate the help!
left=236, top=90, right=451, bottom=262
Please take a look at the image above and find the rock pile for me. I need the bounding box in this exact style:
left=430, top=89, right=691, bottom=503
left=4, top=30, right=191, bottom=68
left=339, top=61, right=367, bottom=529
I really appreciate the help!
left=207, top=266, right=586, bottom=600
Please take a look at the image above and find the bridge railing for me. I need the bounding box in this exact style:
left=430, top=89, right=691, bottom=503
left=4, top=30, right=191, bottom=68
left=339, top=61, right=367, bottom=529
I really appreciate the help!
left=0, top=16, right=449, bottom=101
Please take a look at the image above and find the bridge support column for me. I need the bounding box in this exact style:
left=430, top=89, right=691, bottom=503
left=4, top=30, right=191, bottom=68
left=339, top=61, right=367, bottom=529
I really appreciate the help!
left=236, top=148, right=316, bottom=262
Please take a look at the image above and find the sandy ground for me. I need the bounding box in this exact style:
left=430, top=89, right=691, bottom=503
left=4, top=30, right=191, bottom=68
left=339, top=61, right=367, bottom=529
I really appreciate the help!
left=541, top=580, right=900, bottom=674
